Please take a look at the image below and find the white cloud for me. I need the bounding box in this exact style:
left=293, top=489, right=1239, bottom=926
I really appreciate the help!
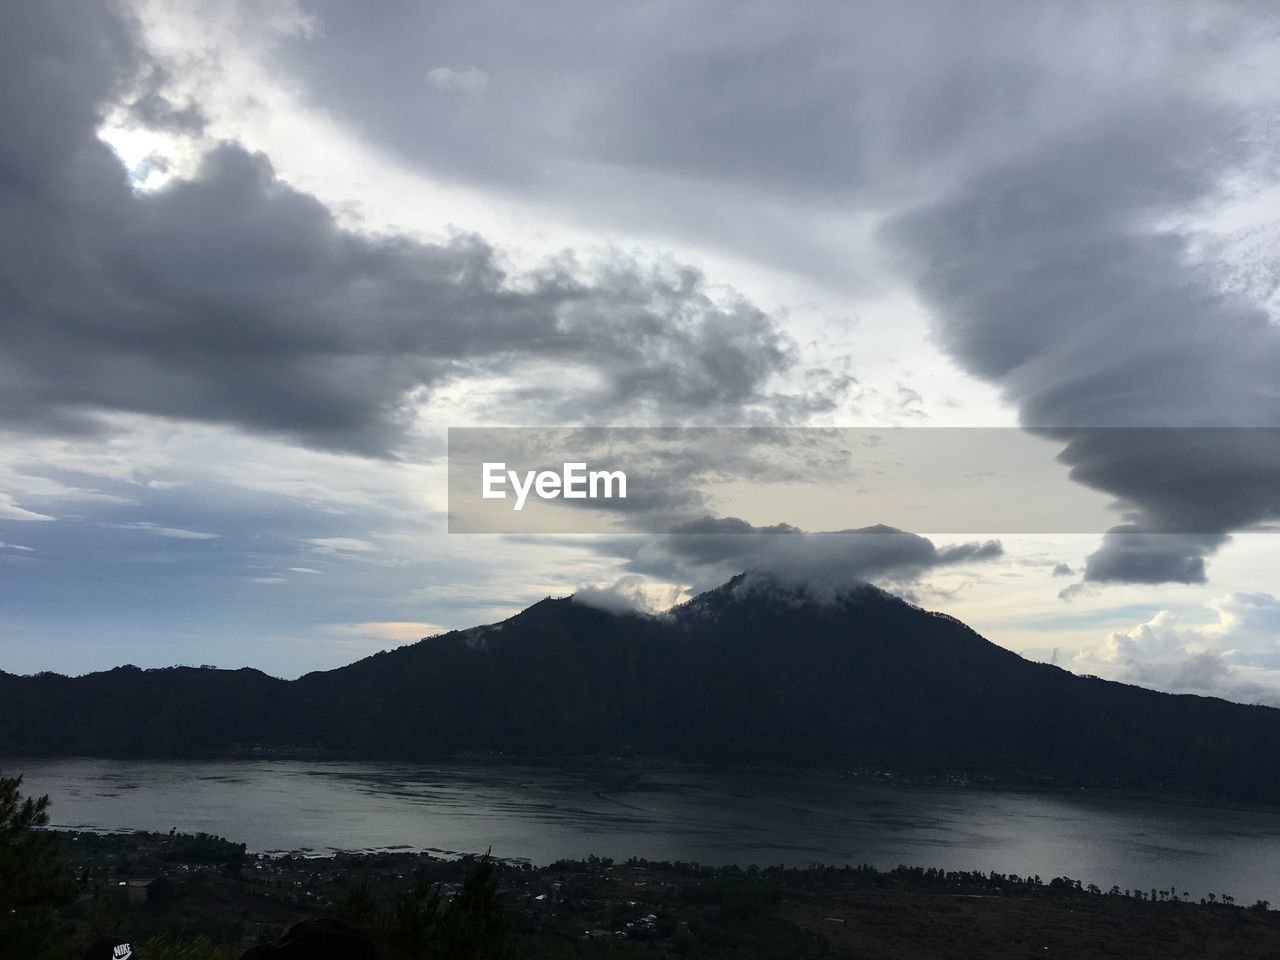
left=304, top=537, right=378, bottom=554
left=105, top=521, right=219, bottom=540
left=1074, top=593, right=1280, bottom=705
left=1118, top=653, right=1280, bottom=707
left=574, top=575, right=685, bottom=615
left=1198, top=593, right=1280, bottom=653
left=0, top=494, right=54, bottom=522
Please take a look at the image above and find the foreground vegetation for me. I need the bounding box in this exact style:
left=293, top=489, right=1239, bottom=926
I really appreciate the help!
left=6, top=774, right=1280, bottom=958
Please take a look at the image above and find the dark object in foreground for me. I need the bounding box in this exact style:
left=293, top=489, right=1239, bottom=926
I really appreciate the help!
left=1, top=775, right=78, bottom=959
left=239, top=917, right=384, bottom=960
left=82, top=936, right=137, bottom=960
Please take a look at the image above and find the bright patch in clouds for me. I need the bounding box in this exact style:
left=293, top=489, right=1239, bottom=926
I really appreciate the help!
left=328, top=621, right=448, bottom=646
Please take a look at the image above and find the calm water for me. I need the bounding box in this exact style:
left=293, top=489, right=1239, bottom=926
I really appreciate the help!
left=8, top=757, right=1280, bottom=903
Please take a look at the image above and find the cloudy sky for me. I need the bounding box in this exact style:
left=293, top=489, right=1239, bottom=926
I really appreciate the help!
left=2, top=0, right=1280, bottom=704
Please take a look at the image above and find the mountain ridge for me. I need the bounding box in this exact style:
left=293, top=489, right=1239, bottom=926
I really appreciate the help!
left=4, top=573, right=1280, bottom=802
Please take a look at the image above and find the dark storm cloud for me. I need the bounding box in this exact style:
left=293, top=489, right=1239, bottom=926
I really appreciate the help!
left=1057, top=428, right=1279, bottom=584
left=262, top=0, right=1280, bottom=573
left=272, top=1, right=1256, bottom=286
left=590, top=520, right=1001, bottom=595
left=280, top=0, right=1069, bottom=194
left=1077, top=531, right=1230, bottom=587
left=0, top=3, right=808, bottom=456
left=888, top=101, right=1280, bottom=586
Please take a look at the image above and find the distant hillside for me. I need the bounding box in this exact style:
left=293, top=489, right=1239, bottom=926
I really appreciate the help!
left=5, top=573, right=1280, bottom=801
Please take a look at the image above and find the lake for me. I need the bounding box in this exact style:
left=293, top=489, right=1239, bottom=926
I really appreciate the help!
left=8, top=757, right=1280, bottom=904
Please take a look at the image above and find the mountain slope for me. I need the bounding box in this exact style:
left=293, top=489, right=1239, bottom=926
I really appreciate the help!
left=4, top=574, right=1280, bottom=801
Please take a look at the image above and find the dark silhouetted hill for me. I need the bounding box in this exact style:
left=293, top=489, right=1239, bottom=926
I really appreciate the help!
left=4, top=573, right=1280, bottom=801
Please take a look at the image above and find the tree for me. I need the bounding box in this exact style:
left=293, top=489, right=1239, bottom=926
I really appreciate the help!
left=0, top=774, right=77, bottom=958
left=384, top=872, right=443, bottom=957
left=336, top=878, right=379, bottom=926
left=436, top=852, right=511, bottom=960
left=379, top=853, right=511, bottom=959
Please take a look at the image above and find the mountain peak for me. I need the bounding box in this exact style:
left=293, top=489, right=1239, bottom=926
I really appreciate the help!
left=669, top=569, right=893, bottom=622
left=8, top=573, right=1280, bottom=803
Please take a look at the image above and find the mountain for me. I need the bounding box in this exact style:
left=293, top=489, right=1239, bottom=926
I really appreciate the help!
left=4, top=573, right=1280, bottom=801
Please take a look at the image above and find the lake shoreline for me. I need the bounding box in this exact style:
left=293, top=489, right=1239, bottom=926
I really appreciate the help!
left=11, top=755, right=1280, bottom=905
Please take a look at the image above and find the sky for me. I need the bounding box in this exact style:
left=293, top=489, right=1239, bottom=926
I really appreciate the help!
left=2, top=0, right=1280, bottom=704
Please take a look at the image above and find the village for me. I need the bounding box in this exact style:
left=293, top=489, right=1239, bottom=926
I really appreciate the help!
left=52, top=828, right=1280, bottom=958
